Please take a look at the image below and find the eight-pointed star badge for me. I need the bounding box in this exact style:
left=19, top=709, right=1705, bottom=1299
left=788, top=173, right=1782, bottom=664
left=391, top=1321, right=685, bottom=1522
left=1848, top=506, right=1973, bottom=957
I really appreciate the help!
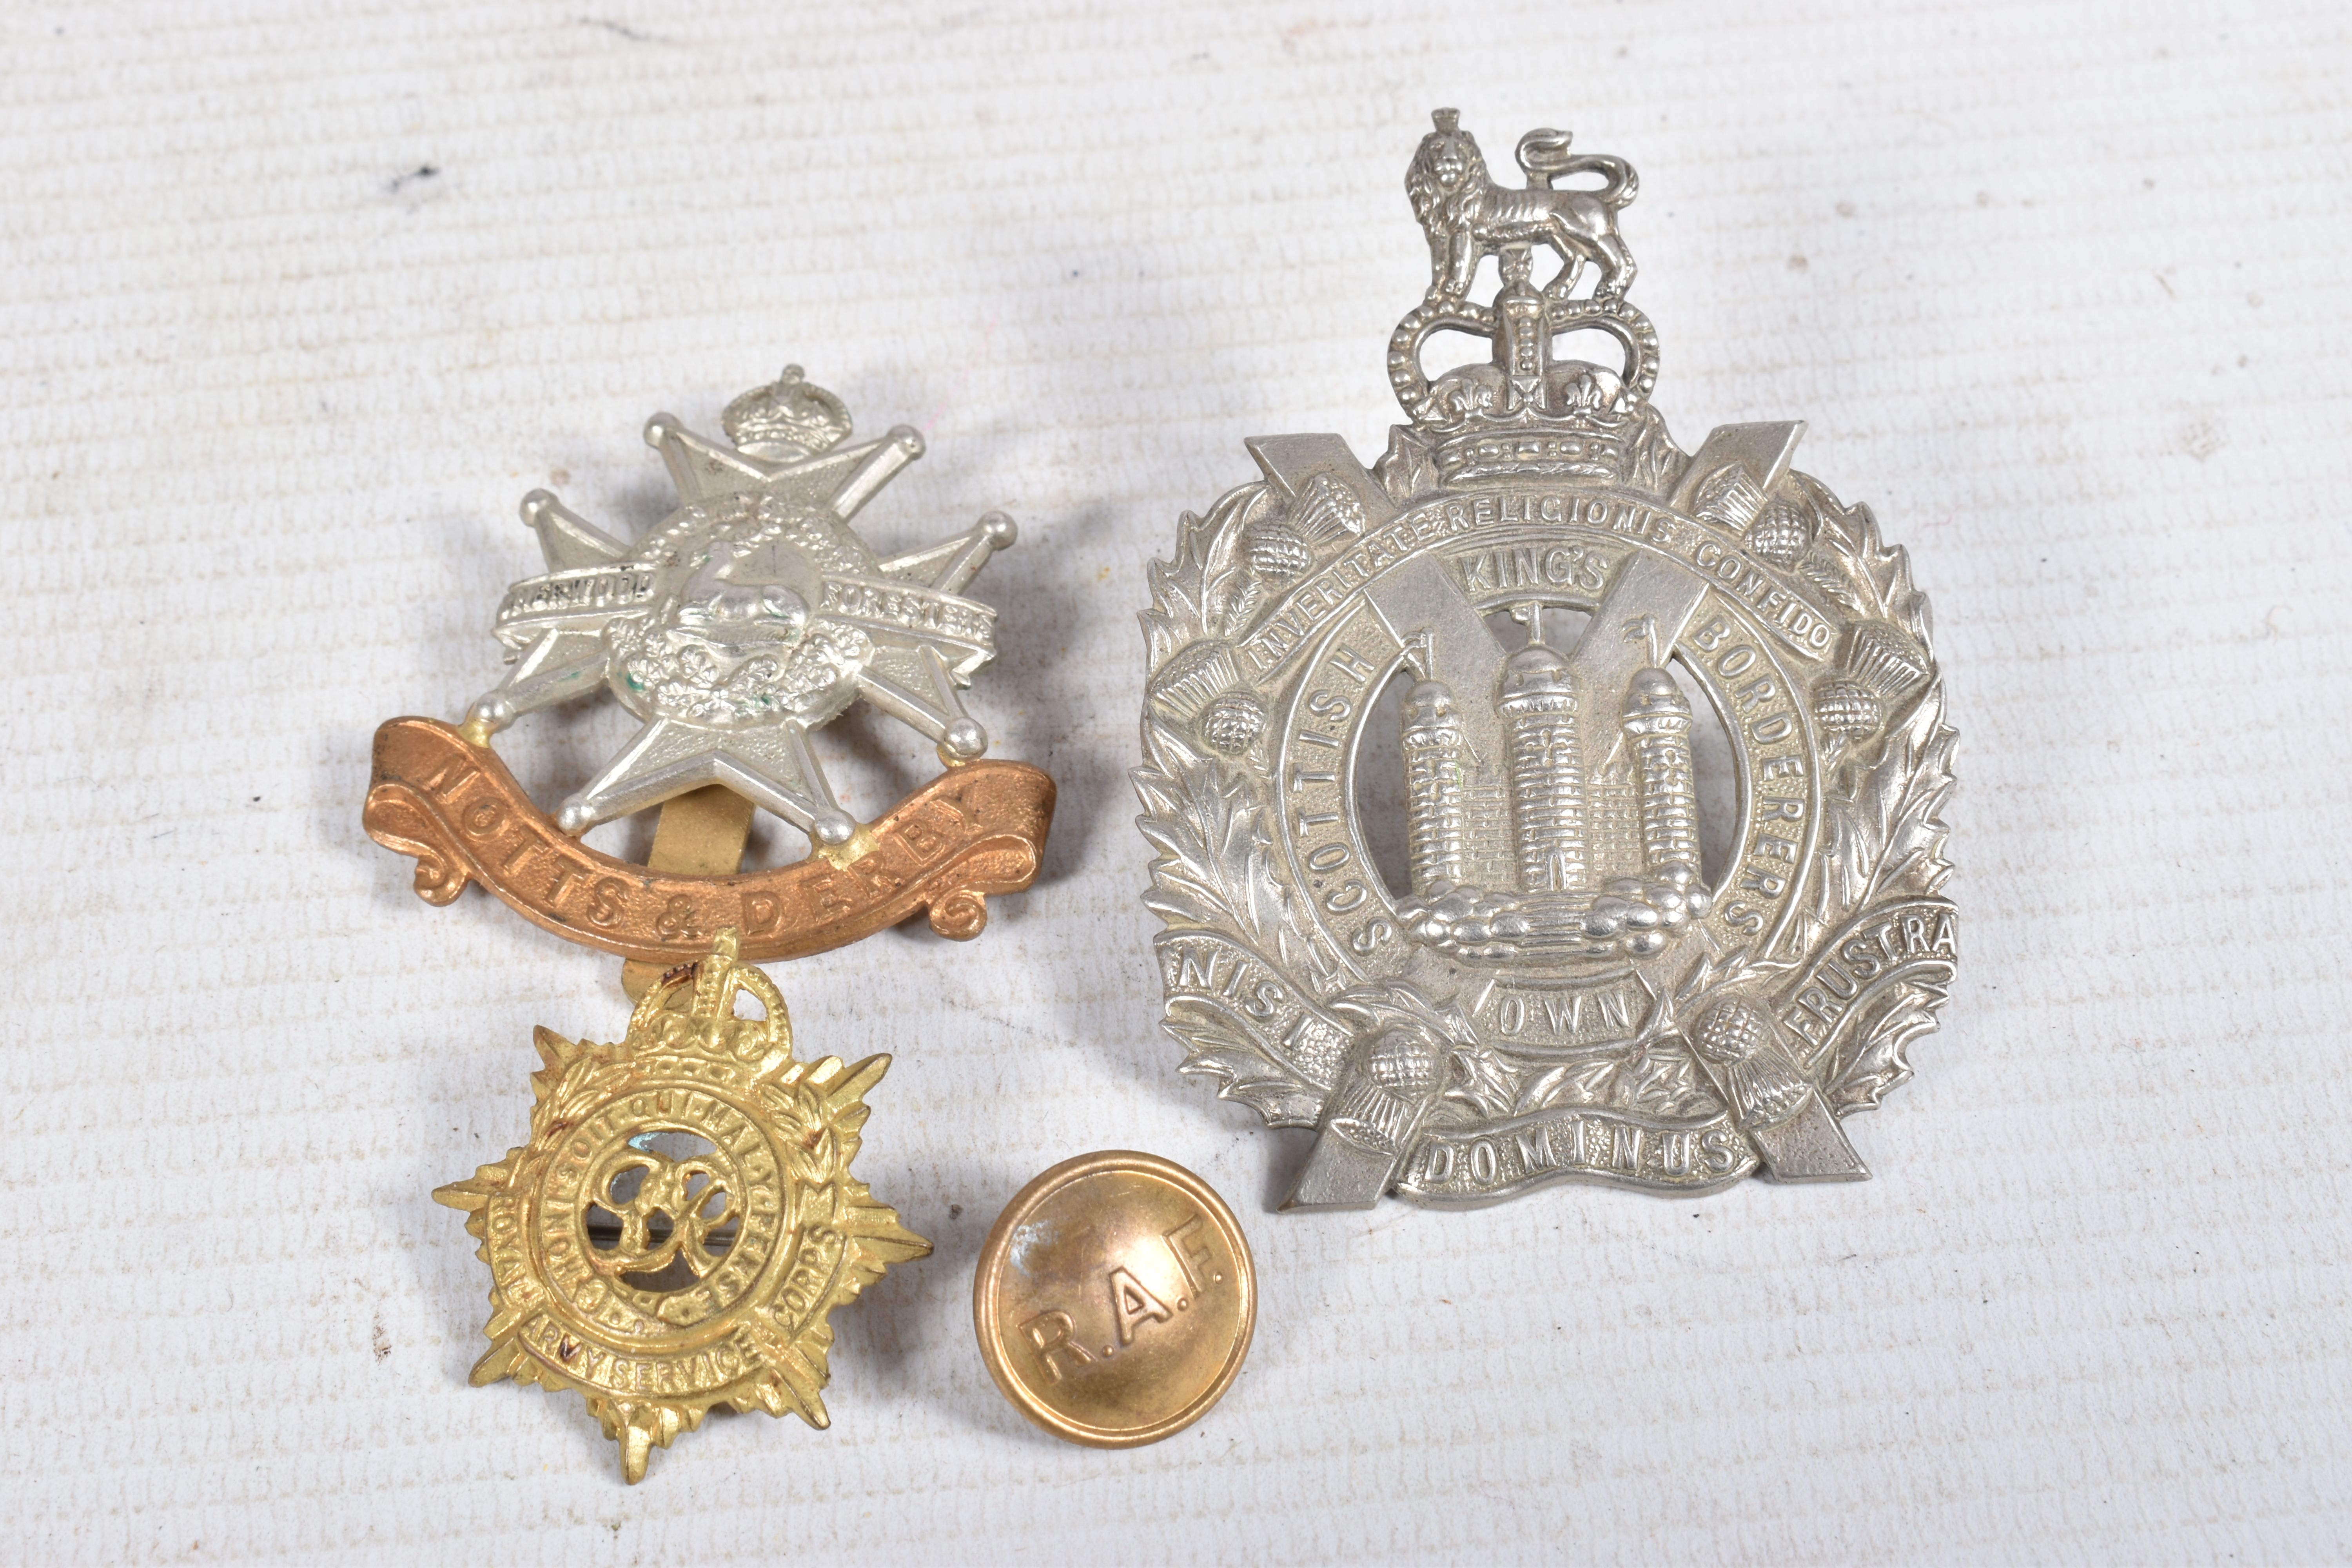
left=434, top=927, right=930, bottom=1483
left=366, top=367, right=1056, bottom=967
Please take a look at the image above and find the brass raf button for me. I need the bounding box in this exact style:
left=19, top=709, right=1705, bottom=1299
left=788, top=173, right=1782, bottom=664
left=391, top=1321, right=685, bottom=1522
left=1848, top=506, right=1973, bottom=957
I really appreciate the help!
left=973, top=1151, right=1256, bottom=1448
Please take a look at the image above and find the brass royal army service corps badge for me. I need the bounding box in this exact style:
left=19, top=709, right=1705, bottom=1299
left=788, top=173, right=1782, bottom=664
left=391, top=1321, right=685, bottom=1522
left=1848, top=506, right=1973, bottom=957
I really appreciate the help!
left=433, top=929, right=928, bottom=1483
left=1137, top=113, right=1958, bottom=1209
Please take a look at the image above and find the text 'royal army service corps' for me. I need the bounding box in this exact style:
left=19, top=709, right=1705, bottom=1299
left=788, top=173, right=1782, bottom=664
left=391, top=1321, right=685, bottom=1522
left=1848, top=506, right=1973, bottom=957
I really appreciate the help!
left=1136, top=112, right=1958, bottom=1210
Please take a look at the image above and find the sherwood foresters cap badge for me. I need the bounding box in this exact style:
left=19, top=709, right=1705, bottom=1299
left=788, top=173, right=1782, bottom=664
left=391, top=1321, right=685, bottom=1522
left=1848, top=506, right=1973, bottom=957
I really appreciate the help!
left=1136, top=113, right=1958, bottom=1210
left=366, top=366, right=1053, bottom=975
left=435, top=929, right=927, bottom=1482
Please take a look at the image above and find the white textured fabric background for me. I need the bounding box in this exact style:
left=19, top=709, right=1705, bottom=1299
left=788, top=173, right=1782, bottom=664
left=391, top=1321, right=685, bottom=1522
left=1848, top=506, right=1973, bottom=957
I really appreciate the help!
left=3, top=1, right=2348, bottom=1562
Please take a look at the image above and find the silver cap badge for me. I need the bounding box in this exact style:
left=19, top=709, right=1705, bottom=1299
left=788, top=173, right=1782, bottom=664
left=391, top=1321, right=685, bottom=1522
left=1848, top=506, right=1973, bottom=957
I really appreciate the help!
left=1136, top=113, right=1958, bottom=1209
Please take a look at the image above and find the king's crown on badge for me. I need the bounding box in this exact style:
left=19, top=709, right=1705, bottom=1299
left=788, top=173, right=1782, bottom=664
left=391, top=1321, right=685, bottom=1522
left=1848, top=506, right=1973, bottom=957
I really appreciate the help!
left=366, top=366, right=1057, bottom=985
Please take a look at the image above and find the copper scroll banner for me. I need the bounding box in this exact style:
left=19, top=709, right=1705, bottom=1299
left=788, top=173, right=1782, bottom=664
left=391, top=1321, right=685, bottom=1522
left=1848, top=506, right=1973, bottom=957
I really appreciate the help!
left=365, top=716, right=1054, bottom=962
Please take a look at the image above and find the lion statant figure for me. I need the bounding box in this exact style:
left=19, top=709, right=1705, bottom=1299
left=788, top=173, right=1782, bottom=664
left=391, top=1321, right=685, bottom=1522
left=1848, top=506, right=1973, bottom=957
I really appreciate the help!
left=1408, top=109, right=1639, bottom=305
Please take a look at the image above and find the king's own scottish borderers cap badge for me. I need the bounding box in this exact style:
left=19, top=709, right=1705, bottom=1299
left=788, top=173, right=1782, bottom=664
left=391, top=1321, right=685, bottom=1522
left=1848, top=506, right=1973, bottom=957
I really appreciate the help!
left=1136, top=112, right=1958, bottom=1210
left=369, top=367, right=1054, bottom=1478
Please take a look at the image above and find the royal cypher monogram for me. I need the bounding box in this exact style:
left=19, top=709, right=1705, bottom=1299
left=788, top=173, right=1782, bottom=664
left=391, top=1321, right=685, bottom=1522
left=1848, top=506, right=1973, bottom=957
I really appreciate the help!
left=1136, top=112, right=1958, bottom=1210
left=436, top=929, right=929, bottom=1482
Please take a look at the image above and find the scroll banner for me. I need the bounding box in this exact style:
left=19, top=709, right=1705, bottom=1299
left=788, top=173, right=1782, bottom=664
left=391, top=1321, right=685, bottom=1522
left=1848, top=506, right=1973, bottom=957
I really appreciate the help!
left=494, top=566, right=659, bottom=641
left=1398, top=1107, right=1757, bottom=1205
left=1774, top=897, right=1959, bottom=1065
left=1236, top=489, right=1842, bottom=684
left=818, top=574, right=996, bottom=666
left=492, top=572, right=998, bottom=665
left=1159, top=927, right=1762, bottom=1203
left=1157, top=928, right=1349, bottom=1114
left=364, top=717, right=1054, bottom=963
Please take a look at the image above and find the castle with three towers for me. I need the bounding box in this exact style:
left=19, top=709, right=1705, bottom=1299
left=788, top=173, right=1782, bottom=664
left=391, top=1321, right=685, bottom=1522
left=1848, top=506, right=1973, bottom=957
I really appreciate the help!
left=1399, top=644, right=1699, bottom=901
